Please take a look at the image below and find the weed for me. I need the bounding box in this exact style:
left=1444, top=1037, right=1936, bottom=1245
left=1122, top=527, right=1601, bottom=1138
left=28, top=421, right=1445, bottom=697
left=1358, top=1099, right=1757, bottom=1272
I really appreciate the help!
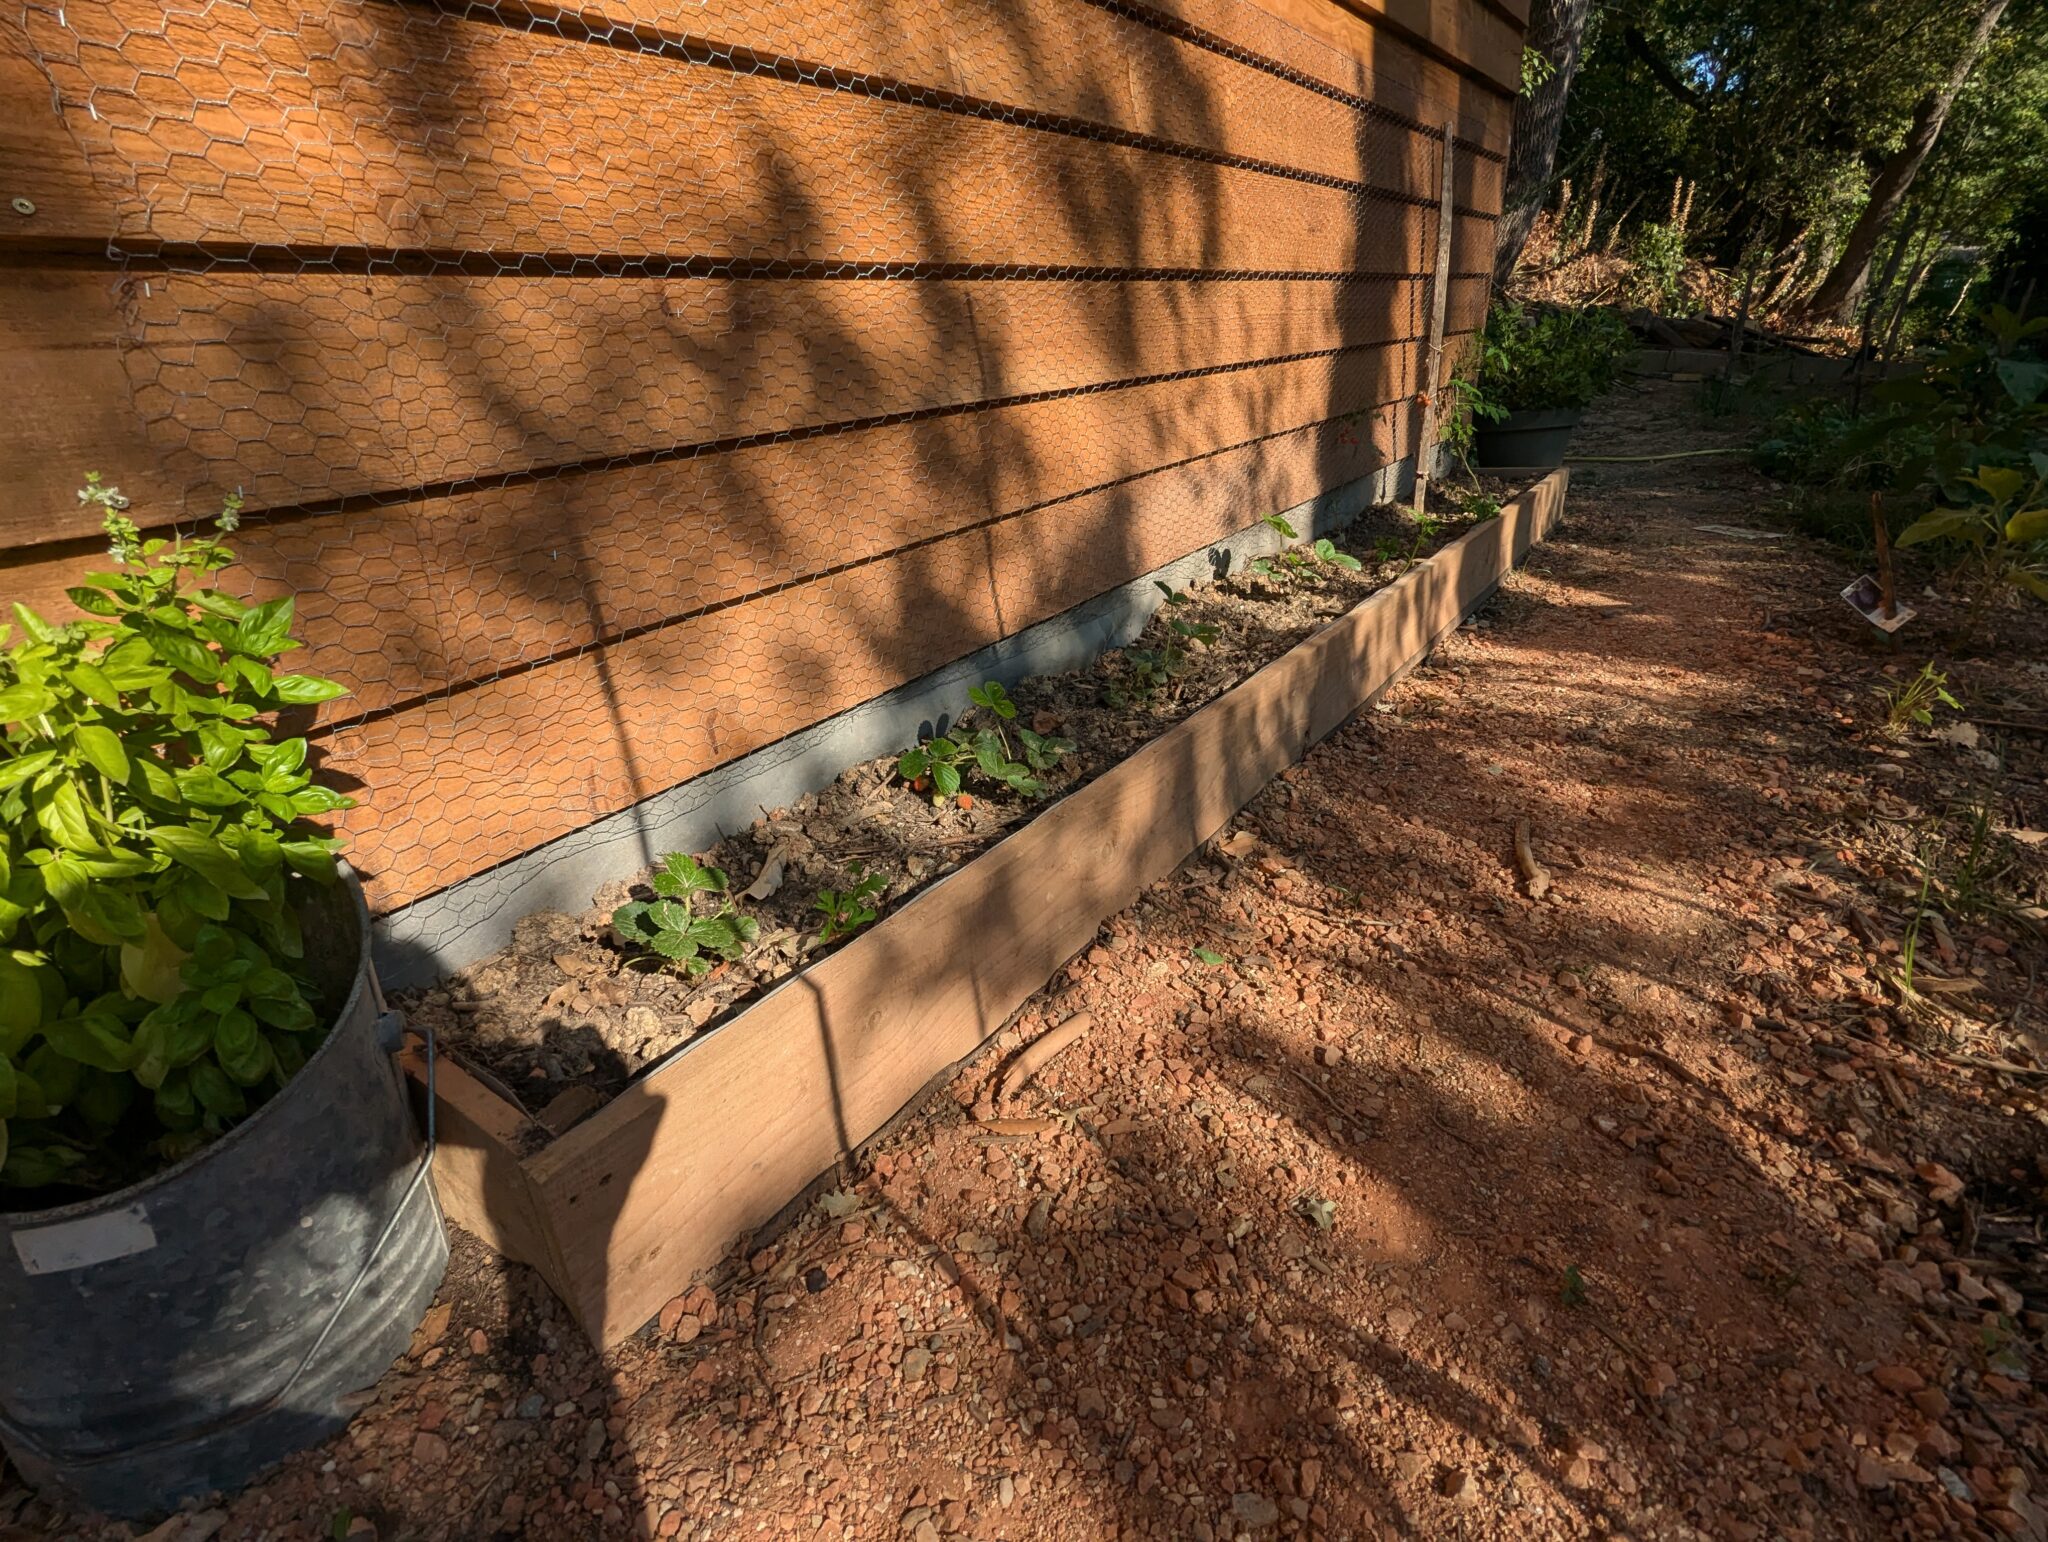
left=1192, top=946, right=1227, bottom=966
left=1452, top=490, right=1503, bottom=522
left=1879, top=663, right=1961, bottom=736
left=1560, top=1264, right=1588, bottom=1308
left=814, top=866, right=887, bottom=943
left=613, top=853, right=758, bottom=976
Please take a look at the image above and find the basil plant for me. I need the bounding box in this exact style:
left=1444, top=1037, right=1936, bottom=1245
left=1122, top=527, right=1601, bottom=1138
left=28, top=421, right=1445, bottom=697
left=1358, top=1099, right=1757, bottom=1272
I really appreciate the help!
left=1, top=476, right=353, bottom=1194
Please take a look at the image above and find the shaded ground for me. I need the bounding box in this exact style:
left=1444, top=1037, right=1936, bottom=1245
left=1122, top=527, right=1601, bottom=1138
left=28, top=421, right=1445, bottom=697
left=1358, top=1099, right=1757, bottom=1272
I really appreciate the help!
left=18, top=380, right=2047, bottom=1542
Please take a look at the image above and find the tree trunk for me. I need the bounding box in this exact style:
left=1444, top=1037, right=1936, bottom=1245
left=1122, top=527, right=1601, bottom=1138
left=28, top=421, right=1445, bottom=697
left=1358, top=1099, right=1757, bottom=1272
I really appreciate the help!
left=1803, top=0, right=2010, bottom=322
left=1491, top=0, right=1595, bottom=290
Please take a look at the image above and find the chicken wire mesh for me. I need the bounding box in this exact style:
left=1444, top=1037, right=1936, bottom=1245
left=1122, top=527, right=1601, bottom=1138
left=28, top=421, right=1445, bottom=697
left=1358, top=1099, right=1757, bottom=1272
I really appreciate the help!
left=7, top=0, right=1502, bottom=914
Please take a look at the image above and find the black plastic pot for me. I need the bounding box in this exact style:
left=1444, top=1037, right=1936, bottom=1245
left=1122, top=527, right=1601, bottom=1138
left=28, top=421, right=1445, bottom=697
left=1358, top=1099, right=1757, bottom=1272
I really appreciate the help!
left=0, top=869, right=446, bottom=1519
left=1474, top=406, right=1584, bottom=469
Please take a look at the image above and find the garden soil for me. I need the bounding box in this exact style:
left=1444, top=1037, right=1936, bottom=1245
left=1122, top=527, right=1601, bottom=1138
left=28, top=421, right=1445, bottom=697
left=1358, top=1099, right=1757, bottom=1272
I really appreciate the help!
left=14, top=378, right=2046, bottom=1542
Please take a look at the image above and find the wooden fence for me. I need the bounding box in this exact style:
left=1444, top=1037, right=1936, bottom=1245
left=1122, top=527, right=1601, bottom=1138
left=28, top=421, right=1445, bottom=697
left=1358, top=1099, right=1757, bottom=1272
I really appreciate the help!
left=0, top=0, right=1524, bottom=917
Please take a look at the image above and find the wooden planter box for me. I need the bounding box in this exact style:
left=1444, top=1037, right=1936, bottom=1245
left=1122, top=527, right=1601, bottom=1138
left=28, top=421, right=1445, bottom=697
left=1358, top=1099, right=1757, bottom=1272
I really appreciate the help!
left=404, top=470, right=1569, bottom=1346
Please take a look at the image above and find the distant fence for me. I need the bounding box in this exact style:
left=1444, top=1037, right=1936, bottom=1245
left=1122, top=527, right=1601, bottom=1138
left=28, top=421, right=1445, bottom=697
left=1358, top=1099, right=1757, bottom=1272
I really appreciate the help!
left=1, top=0, right=1523, bottom=920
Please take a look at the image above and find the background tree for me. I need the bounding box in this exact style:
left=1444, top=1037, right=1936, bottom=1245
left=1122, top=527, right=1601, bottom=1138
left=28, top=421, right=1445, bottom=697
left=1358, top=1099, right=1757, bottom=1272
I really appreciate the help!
left=1802, top=0, right=2012, bottom=321
left=1492, top=0, right=1596, bottom=288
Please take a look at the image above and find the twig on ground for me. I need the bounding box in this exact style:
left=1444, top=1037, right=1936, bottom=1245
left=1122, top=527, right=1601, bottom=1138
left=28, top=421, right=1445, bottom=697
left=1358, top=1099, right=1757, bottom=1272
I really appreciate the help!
left=1514, top=818, right=1553, bottom=901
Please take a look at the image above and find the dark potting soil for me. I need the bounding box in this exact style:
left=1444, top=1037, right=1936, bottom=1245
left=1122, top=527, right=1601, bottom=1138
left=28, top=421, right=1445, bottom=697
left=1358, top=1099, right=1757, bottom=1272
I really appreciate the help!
left=401, top=486, right=1518, bottom=1134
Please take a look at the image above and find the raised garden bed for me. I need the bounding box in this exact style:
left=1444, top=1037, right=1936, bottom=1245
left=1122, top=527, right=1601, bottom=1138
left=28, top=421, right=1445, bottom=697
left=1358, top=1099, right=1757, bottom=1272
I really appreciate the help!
left=402, top=470, right=1569, bottom=1345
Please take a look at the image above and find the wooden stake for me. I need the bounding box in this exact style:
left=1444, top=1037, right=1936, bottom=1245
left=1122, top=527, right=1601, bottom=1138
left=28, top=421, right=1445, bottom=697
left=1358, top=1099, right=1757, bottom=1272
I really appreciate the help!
left=1872, top=491, right=1896, bottom=620
left=1413, top=122, right=1457, bottom=521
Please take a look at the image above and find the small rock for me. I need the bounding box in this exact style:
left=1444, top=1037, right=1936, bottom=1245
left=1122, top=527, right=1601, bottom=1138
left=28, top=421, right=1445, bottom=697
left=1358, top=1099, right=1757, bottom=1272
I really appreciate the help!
left=1438, top=1467, right=1474, bottom=1503
left=1394, top=1452, right=1428, bottom=1482
left=1231, top=1492, right=1280, bottom=1528
left=901, top=1347, right=932, bottom=1384
left=412, top=1432, right=449, bottom=1467
left=1385, top=1307, right=1419, bottom=1340
left=580, top=1418, right=607, bottom=1462
left=1076, top=1387, right=1107, bottom=1419
left=1872, top=1363, right=1925, bottom=1395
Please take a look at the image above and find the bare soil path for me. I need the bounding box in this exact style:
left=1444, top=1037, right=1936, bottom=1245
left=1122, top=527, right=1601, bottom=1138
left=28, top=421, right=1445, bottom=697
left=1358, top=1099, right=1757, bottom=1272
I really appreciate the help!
left=21, top=380, right=2046, bottom=1542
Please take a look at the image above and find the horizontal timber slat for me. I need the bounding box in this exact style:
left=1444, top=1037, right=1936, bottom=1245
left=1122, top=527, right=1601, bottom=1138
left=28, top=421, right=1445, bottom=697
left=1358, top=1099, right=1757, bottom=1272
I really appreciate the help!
left=319, top=408, right=1420, bottom=911
left=0, top=268, right=1490, bottom=543
left=508, top=469, right=1569, bottom=1345
left=462, top=0, right=1504, bottom=206
left=1147, top=0, right=1513, bottom=148
left=15, top=1, right=1488, bottom=266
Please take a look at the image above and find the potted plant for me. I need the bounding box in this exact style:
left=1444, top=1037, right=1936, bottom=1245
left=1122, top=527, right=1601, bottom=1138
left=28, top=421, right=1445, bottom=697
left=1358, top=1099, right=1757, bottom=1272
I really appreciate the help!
left=0, top=477, right=446, bottom=1519
left=1467, top=301, right=1633, bottom=468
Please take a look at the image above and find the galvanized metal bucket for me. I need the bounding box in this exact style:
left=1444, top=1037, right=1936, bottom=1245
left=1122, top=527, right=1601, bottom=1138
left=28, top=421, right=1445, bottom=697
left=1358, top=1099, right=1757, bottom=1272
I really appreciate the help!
left=0, top=868, right=447, bottom=1519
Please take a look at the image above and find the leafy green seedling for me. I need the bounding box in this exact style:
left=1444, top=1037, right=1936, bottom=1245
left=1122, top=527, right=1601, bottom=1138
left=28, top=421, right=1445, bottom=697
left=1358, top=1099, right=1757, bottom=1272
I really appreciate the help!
left=613, top=853, right=758, bottom=976
left=814, top=866, right=887, bottom=943
left=1560, top=1264, right=1588, bottom=1308
left=1879, top=662, right=1961, bottom=736
left=1154, top=581, right=1192, bottom=606
left=1192, top=946, right=1227, bottom=966
left=1262, top=514, right=1300, bottom=540
left=1312, top=537, right=1363, bottom=571
left=1016, top=725, right=1076, bottom=772
left=968, top=680, right=1017, bottom=720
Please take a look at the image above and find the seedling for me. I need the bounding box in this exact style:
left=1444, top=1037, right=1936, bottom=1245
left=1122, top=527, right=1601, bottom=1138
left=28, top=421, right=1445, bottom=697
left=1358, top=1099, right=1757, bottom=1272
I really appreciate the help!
left=969, top=679, right=1017, bottom=721
left=1878, top=663, right=1960, bottom=737
left=1560, top=1264, right=1588, bottom=1308
left=613, top=852, right=758, bottom=975
left=814, top=866, right=887, bottom=943
left=1453, top=490, right=1504, bottom=522
left=1192, top=946, right=1227, bottom=966
left=1312, top=537, right=1363, bottom=571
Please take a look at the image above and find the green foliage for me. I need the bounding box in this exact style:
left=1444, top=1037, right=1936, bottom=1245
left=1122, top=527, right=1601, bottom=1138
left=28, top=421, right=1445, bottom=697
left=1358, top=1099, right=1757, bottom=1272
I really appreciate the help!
left=967, top=680, right=1016, bottom=721
left=1560, top=1264, right=1589, bottom=1309
left=1476, top=303, right=1633, bottom=415
left=1629, top=222, right=1690, bottom=312
left=814, top=866, right=886, bottom=944
left=897, top=699, right=1073, bottom=807
left=611, top=853, right=757, bottom=976
left=1879, top=664, right=1961, bottom=736
left=1312, top=537, right=1364, bottom=571
left=1869, top=308, right=2048, bottom=602
left=1520, top=45, right=1557, bottom=98
left=1, top=475, right=353, bottom=1193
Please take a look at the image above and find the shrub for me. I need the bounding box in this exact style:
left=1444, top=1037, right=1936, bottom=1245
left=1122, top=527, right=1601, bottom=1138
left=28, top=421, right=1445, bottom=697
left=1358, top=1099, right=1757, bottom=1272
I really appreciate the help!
left=1476, top=302, right=1634, bottom=416
left=2, top=477, right=353, bottom=1194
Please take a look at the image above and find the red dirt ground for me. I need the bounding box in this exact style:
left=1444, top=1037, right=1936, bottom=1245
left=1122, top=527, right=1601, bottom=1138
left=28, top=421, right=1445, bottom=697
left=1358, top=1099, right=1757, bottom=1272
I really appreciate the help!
left=16, top=379, right=2046, bottom=1542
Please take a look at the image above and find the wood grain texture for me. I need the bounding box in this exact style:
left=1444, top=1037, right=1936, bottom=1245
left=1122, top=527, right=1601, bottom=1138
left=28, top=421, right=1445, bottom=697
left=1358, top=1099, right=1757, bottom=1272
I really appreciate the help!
left=498, top=0, right=1504, bottom=207
left=400, top=1041, right=569, bottom=1297
left=1321, top=0, right=1522, bottom=93
left=1175, top=0, right=1516, bottom=146
left=12, top=1, right=1480, bottom=267
left=513, top=468, right=1569, bottom=1345
left=0, top=267, right=1489, bottom=542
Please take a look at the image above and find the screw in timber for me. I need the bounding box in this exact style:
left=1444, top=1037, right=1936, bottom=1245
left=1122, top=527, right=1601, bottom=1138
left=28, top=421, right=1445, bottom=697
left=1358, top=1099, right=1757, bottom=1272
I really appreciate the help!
left=9, top=197, right=35, bottom=217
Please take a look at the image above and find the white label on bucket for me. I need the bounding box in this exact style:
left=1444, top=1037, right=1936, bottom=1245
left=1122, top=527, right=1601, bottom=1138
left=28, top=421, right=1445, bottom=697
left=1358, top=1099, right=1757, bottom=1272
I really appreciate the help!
left=12, top=1203, right=158, bottom=1275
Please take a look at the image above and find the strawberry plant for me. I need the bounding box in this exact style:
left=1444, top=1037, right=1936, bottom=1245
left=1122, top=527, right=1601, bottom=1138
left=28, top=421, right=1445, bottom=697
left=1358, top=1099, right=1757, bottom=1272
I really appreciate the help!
left=612, top=852, right=758, bottom=976
left=2, top=475, right=354, bottom=1193
left=814, top=866, right=887, bottom=943
left=898, top=683, right=1073, bottom=806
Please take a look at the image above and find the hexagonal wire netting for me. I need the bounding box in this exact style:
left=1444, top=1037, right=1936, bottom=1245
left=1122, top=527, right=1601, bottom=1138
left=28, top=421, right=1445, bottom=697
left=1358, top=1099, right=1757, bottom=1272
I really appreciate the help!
left=9, top=0, right=1501, bottom=915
